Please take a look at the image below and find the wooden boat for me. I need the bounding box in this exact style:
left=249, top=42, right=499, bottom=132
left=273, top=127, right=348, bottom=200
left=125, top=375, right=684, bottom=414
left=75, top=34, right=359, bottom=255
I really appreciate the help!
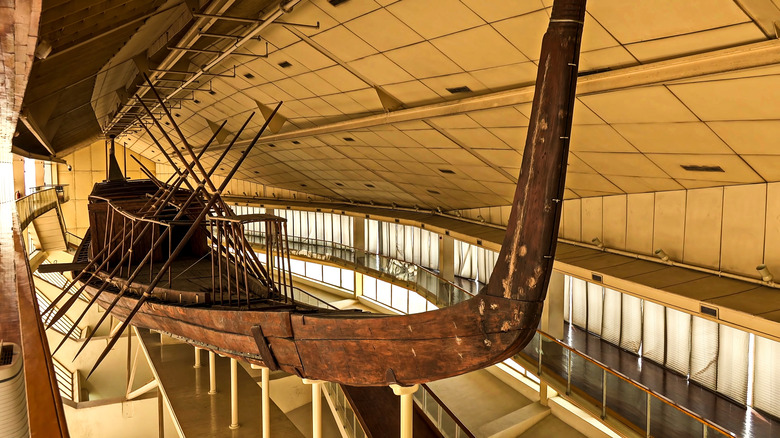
left=45, top=0, right=587, bottom=386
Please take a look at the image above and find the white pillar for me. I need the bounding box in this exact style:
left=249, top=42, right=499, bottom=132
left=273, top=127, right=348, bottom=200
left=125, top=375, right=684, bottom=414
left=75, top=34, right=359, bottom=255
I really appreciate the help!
left=261, top=367, right=270, bottom=438
left=303, top=379, right=324, bottom=438
left=208, top=351, right=216, bottom=395
left=391, top=384, right=420, bottom=438
left=194, top=347, right=202, bottom=368
left=439, top=235, right=455, bottom=282
left=542, top=271, right=565, bottom=340
left=229, top=358, right=239, bottom=429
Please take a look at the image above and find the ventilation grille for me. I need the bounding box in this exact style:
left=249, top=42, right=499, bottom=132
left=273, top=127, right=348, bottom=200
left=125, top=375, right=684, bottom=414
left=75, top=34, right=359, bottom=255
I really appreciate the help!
left=0, top=345, right=13, bottom=366
left=681, top=165, right=724, bottom=172
left=446, top=86, right=472, bottom=94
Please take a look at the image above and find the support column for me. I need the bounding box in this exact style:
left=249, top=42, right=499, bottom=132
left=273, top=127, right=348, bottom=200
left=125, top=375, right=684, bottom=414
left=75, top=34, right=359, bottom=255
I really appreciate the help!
left=229, top=358, right=239, bottom=429
left=303, top=379, right=324, bottom=438
left=354, top=272, right=364, bottom=298
left=541, top=271, right=565, bottom=340
left=391, top=384, right=420, bottom=438
left=438, top=235, right=455, bottom=282
left=194, top=347, right=202, bottom=368
left=261, top=367, right=270, bottom=438
left=208, top=351, right=216, bottom=395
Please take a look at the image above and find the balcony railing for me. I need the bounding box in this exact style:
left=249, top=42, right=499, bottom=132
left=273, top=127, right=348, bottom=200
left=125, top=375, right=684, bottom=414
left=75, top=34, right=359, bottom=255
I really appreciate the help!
left=16, top=188, right=59, bottom=230
left=414, top=384, right=475, bottom=438
left=323, top=381, right=368, bottom=438
left=517, top=331, right=735, bottom=438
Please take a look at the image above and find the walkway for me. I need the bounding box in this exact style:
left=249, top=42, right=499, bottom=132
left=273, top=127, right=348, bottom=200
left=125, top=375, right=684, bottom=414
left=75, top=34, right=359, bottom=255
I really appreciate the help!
left=521, top=323, right=778, bottom=438
left=137, top=327, right=304, bottom=438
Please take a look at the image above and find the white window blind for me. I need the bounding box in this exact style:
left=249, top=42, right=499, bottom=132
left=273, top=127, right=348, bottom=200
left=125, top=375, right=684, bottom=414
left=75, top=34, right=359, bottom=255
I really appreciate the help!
left=587, top=283, right=604, bottom=336
left=717, top=324, right=750, bottom=404
left=620, top=294, right=642, bottom=354
left=642, top=300, right=665, bottom=365
left=571, top=277, right=587, bottom=329
left=601, top=288, right=622, bottom=345
left=689, top=316, right=718, bottom=390
left=664, top=308, right=692, bottom=376
left=563, top=276, right=571, bottom=323
left=753, top=336, right=780, bottom=418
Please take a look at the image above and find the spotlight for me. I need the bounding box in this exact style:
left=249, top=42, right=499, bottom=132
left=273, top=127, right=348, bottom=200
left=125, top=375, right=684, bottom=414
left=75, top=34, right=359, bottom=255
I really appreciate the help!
left=654, top=249, right=670, bottom=262
left=592, top=237, right=604, bottom=249
left=757, top=264, right=773, bottom=282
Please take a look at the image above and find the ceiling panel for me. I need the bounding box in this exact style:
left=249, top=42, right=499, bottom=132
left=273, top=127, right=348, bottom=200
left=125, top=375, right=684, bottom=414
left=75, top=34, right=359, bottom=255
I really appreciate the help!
left=387, top=0, right=484, bottom=39
left=647, top=153, right=764, bottom=183
left=345, top=9, right=423, bottom=52
left=626, top=23, right=765, bottom=63
left=669, top=75, right=780, bottom=121
left=707, top=121, right=780, bottom=155
left=580, top=86, right=698, bottom=124
left=613, top=122, right=732, bottom=154
left=431, top=25, right=528, bottom=71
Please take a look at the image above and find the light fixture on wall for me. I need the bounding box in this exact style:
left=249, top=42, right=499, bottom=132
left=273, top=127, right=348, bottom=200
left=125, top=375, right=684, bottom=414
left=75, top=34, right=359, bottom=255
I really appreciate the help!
left=757, top=264, right=773, bottom=282
left=591, top=237, right=604, bottom=249
left=654, top=248, right=670, bottom=262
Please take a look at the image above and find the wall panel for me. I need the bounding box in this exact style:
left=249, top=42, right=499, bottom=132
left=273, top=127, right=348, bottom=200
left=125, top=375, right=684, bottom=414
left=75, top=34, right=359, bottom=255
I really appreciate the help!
left=764, top=183, right=780, bottom=280
left=683, top=187, right=723, bottom=269
left=652, top=191, right=686, bottom=261
left=561, top=198, right=582, bottom=241
left=602, top=195, right=627, bottom=250
left=721, top=184, right=766, bottom=276
left=625, top=192, right=654, bottom=254
left=581, top=197, right=603, bottom=243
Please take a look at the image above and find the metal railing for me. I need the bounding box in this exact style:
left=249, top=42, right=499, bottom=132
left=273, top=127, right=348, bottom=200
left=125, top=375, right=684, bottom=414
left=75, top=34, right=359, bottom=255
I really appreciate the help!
left=518, top=331, right=734, bottom=438
left=414, top=384, right=475, bottom=438
left=16, top=188, right=59, bottom=230
left=323, top=381, right=368, bottom=438
left=51, top=357, right=79, bottom=402
left=246, top=233, right=476, bottom=310
left=30, top=184, right=69, bottom=203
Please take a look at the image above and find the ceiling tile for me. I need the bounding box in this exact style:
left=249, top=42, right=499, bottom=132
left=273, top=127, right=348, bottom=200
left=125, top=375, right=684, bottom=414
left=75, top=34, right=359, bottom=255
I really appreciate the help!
left=670, top=75, right=780, bottom=121
left=613, top=122, right=732, bottom=154
left=381, top=81, right=441, bottom=106
left=565, top=172, right=623, bottom=194
left=432, top=25, right=528, bottom=71
left=345, top=9, right=423, bottom=52
left=387, top=0, right=484, bottom=39
left=647, top=153, right=763, bottom=183
left=460, top=0, right=544, bottom=23
left=570, top=125, right=636, bottom=152
left=444, top=128, right=511, bottom=149
left=579, top=46, right=638, bottom=73
left=742, top=155, right=780, bottom=181
left=587, top=0, right=750, bottom=44
left=311, top=26, right=377, bottom=62
left=490, top=127, right=527, bottom=150
left=315, top=66, right=368, bottom=92
left=492, top=10, right=548, bottom=60
left=311, top=0, right=381, bottom=22
left=469, top=107, right=528, bottom=128
left=403, top=129, right=459, bottom=148
left=575, top=152, right=668, bottom=178
left=420, top=73, right=490, bottom=98
left=385, top=42, right=462, bottom=78
left=579, top=86, right=698, bottom=123
left=707, top=121, right=780, bottom=155
left=348, top=54, right=413, bottom=85
left=295, top=72, right=341, bottom=95
left=626, top=23, right=765, bottom=63
left=469, top=62, right=538, bottom=90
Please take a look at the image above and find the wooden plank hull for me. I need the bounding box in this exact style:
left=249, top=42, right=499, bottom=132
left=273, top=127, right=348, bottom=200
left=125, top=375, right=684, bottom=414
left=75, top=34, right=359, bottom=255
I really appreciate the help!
left=90, top=284, right=541, bottom=386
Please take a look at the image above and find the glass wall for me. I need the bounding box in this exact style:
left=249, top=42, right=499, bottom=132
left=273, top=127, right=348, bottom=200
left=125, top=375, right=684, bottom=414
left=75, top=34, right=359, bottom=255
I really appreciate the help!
left=563, top=275, right=778, bottom=413
left=366, top=219, right=439, bottom=271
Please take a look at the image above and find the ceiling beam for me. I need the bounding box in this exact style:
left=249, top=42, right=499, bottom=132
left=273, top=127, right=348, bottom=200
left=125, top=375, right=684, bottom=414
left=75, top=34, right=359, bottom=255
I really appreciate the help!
left=212, top=38, right=780, bottom=148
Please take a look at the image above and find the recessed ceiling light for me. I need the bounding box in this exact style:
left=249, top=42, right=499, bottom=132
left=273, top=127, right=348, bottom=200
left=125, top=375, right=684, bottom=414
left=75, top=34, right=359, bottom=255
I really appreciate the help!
left=438, top=169, right=455, bottom=174
left=268, top=143, right=276, bottom=147
left=291, top=140, right=300, bottom=144
left=208, top=90, right=216, bottom=95
left=300, top=184, right=307, bottom=187
left=278, top=61, right=292, bottom=68
left=343, top=137, right=354, bottom=142
left=446, top=86, right=472, bottom=94
left=365, top=183, right=375, bottom=188
left=328, top=0, right=350, bottom=6
left=194, top=99, right=201, bottom=104
left=335, top=182, right=343, bottom=186
left=243, top=73, right=255, bottom=79
left=680, top=164, right=724, bottom=172
left=427, top=189, right=440, bottom=194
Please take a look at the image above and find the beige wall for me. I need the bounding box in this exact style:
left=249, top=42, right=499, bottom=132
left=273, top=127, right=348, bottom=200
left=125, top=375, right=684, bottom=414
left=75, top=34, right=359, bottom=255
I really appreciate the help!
left=558, top=183, right=780, bottom=280
left=57, top=141, right=156, bottom=238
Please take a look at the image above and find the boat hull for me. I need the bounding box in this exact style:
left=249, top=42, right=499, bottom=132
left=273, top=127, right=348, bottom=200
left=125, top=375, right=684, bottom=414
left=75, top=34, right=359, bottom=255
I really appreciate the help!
left=89, top=284, right=541, bottom=386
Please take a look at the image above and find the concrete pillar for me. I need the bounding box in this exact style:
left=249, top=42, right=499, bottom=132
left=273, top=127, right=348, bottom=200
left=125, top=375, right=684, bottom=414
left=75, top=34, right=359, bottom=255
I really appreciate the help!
left=194, top=347, right=201, bottom=368
left=354, top=272, right=364, bottom=297
left=391, top=384, right=420, bottom=438
left=438, top=235, right=455, bottom=282
left=208, top=351, right=216, bottom=395
left=353, top=216, right=365, bottom=251
left=303, top=379, right=324, bottom=438
left=229, top=358, right=239, bottom=429
left=261, top=367, right=270, bottom=438
left=541, top=271, right=565, bottom=340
